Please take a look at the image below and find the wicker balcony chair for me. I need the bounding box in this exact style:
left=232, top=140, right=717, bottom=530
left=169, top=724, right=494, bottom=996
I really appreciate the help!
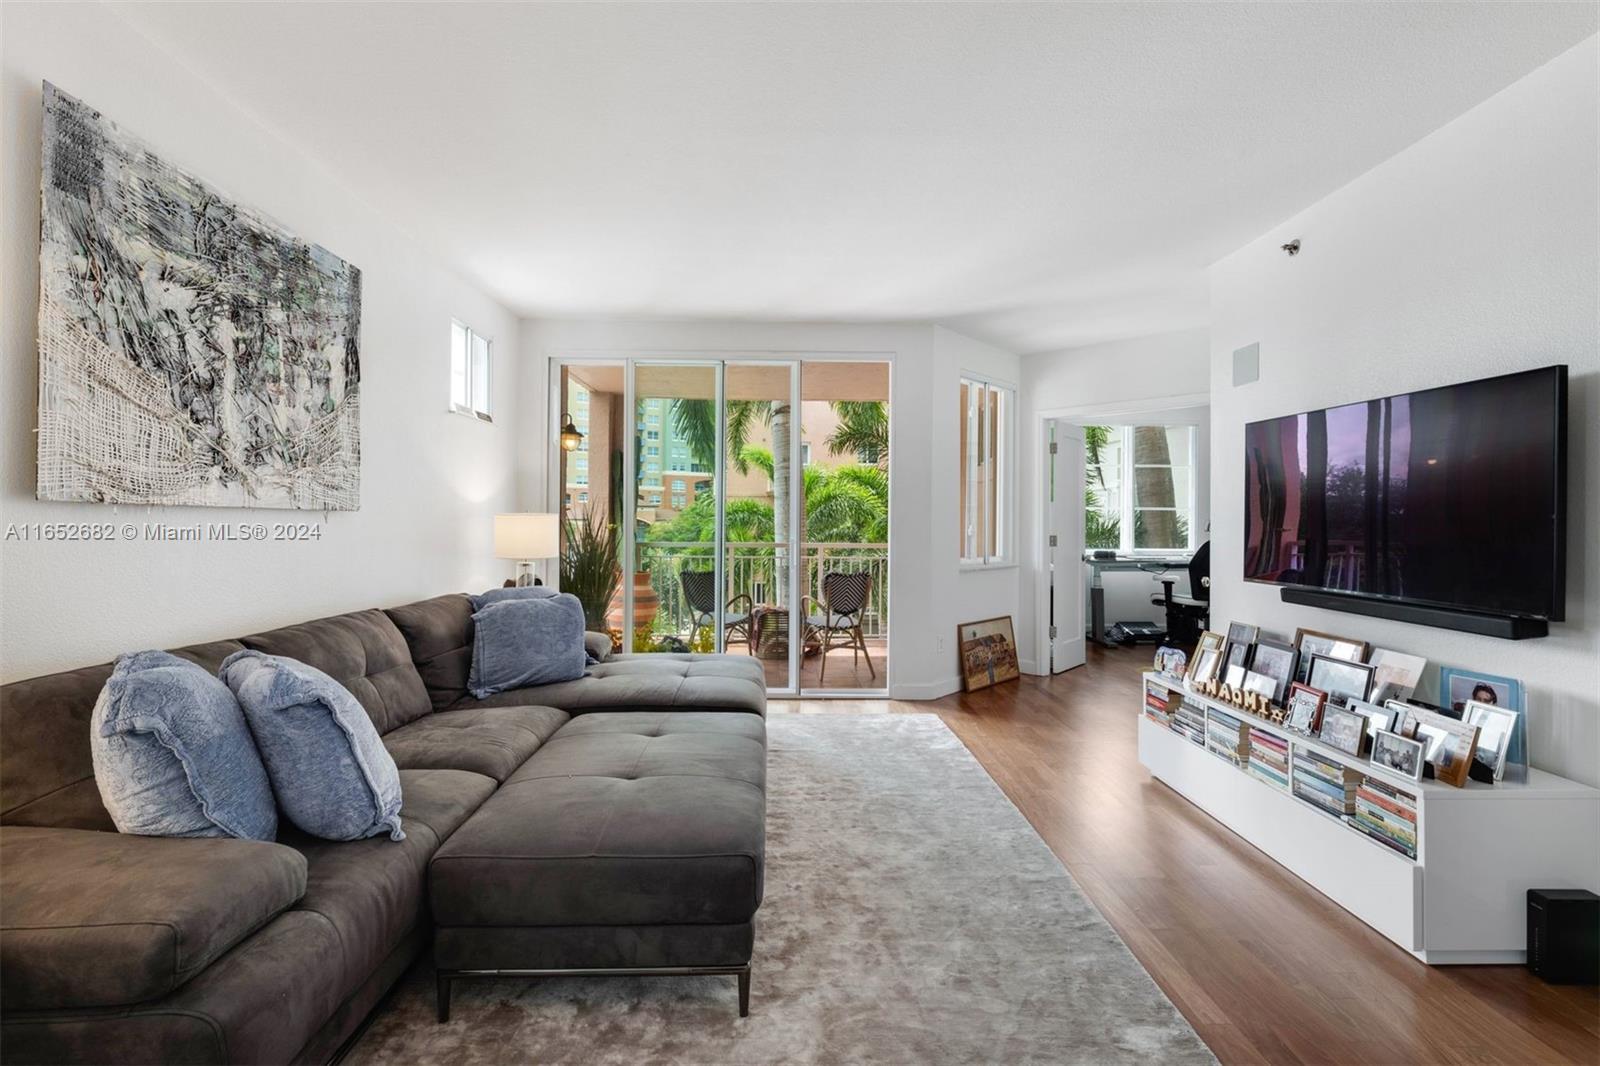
left=802, top=571, right=875, bottom=683
left=680, top=569, right=754, bottom=654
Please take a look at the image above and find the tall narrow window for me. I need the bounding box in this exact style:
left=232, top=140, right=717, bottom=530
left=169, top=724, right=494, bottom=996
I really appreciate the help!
left=960, top=377, right=1013, bottom=565
left=450, top=321, right=492, bottom=420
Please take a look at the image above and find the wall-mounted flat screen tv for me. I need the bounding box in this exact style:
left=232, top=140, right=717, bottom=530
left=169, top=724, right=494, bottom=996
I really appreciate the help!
left=1244, top=365, right=1567, bottom=621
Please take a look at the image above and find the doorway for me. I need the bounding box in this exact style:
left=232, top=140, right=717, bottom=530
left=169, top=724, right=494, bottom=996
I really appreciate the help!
left=553, top=357, right=890, bottom=696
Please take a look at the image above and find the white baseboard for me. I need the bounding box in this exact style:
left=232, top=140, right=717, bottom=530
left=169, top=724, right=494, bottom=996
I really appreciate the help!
left=890, top=675, right=962, bottom=700
left=1019, top=657, right=1042, bottom=675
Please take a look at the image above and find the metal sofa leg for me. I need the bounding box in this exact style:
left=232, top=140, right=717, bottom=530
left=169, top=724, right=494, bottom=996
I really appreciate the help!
left=738, top=965, right=751, bottom=1017
left=436, top=971, right=453, bottom=1023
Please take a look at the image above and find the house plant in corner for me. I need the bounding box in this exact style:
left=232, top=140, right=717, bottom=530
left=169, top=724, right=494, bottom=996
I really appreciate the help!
left=560, top=514, right=621, bottom=647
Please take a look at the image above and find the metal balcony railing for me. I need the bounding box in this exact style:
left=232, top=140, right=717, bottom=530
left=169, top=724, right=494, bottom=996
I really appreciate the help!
left=635, top=541, right=889, bottom=640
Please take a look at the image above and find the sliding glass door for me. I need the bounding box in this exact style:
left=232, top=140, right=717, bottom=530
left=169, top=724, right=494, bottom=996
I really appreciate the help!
left=554, top=356, right=888, bottom=696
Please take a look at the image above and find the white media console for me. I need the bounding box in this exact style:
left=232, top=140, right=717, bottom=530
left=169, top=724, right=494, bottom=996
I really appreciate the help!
left=1138, top=671, right=1600, bottom=963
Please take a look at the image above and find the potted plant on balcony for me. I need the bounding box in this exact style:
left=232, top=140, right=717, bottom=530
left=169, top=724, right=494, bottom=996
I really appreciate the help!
left=560, top=514, right=621, bottom=636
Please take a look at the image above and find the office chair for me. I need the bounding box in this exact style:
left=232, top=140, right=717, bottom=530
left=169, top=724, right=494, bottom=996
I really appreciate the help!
left=1152, top=540, right=1210, bottom=648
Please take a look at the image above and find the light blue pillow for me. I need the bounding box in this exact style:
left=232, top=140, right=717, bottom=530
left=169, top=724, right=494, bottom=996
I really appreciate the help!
left=469, top=593, right=587, bottom=699
left=91, top=651, right=277, bottom=841
left=471, top=585, right=559, bottom=611
left=220, top=650, right=404, bottom=842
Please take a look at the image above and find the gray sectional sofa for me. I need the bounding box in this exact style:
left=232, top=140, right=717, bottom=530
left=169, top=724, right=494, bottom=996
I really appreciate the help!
left=0, top=593, right=767, bottom=1064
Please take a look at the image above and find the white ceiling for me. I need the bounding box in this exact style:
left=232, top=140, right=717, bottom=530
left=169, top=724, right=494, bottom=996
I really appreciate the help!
left=114, top=2, right=1595, bottom=354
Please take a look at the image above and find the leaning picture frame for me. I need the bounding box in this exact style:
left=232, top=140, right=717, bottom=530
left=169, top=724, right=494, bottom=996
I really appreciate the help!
left=1438, top=666, right=1526, bottom=773
left=1188, top=631, right=1226, bottom=686
left=1463, top=700, right=1518, bottom=782
left=1371, top=729, right=1426, bottom=782
left=1318, top=705, right=1366, bottom=756
left=1292, top=628, right=1369, bottom=685
left=1306, top=654, right=1375, bottom=709
left=1284, top=682, right=1327, bottom=736
left=1246, top=638, right=1297, bottom=706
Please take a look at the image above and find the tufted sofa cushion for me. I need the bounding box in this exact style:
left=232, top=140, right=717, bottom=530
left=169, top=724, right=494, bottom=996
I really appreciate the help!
left=461, top=654, right=767, bottom=717
left=382, top=705, right=569, bottom=782
left=240, top=609, right=431, bottom=735
left=429, top=711, right=766, bottom=929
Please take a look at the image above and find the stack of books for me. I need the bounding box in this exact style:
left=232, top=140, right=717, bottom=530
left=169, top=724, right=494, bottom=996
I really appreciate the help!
left=1171, top=696, right=1207, bottom=746
left=1143, top=679, right=1174, bottom=727
left=1206, top=707, right=1248, bottom=767
left=1292, top=748, right=1362, bottom=821
left=1352, top=777, right=1419, bottom=859
left=1246, top=728, right=1290, bottom=791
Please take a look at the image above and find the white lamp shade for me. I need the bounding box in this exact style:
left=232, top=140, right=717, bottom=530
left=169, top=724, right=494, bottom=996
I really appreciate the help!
left=493, top=513, right=559, bottom=560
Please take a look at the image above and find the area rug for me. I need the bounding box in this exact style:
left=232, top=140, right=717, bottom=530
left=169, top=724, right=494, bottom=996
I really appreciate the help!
left=346, top=714, right=1215, bottom=1065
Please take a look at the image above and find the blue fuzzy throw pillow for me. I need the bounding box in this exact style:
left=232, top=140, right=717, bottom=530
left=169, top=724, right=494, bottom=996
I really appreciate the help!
left=469, top=593, right=588, bottom=698
left=471, top=585, right=559, bottom=611
left=91, top=650, right=277, bottom=840
left=220, top=650, right=404, bottom=842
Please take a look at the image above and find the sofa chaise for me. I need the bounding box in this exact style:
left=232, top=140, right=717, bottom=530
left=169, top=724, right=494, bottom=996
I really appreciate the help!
left=0, top=593, right=767, bottom=1065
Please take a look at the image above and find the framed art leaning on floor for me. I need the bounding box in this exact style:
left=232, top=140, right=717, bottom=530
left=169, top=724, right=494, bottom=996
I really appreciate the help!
left=959, top=616, right=1020, bottom=691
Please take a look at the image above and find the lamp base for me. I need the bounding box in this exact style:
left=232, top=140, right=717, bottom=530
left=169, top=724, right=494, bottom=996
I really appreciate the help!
left=514, top=562, right=542, bottom=588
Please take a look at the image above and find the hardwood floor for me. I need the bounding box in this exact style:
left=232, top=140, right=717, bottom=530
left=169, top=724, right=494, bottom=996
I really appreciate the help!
left=770, top=645, right=1600, bottom=1065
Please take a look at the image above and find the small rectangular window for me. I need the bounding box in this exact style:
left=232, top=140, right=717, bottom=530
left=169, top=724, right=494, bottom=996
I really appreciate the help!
left=449, top=321, right=492, bottom=420
left=960, top=377, right=1013, bottom=566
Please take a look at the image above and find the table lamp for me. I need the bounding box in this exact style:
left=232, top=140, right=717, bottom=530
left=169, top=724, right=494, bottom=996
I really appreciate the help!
left=494, top=513, right=559, bottom=587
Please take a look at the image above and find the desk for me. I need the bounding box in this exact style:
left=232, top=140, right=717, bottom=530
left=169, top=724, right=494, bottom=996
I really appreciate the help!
left=1085, top=554, right=1192, bottom=646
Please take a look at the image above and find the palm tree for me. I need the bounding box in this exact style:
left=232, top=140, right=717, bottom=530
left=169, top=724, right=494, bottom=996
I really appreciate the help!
left=824, top=401, right=888, bottom=467
left=670, top=396, right=793, bottom=576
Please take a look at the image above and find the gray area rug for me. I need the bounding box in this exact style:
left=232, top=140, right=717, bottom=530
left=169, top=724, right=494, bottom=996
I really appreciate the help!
left=348, top=714, right=1214, bottom=1065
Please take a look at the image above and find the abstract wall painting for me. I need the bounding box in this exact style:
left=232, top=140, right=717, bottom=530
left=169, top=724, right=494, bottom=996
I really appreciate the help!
left=36, top=82, right=361, bottom=510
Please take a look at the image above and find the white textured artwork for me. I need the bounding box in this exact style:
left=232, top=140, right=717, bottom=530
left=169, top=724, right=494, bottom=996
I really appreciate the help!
left=37, top=82, right=361, bottom=510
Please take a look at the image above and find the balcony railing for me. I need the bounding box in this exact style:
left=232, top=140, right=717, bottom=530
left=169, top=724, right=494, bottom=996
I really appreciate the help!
left=635, top=541, right=889, bottom=641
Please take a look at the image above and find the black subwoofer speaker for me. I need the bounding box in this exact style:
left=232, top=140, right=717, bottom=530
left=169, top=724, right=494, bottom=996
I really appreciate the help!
left=1527, top=889, right=1599, bottom=984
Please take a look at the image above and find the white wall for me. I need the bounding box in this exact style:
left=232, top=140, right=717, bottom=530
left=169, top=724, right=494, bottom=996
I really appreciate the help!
left=1017, top=328, right=1210, bottom=669
left=1209, top=38, right=1599, bottom=786
left=517, top=318, right=1021, bottom=699
left=0, top=4, right=522, bottom=681
left=934, top=326, right=1023, bottom=693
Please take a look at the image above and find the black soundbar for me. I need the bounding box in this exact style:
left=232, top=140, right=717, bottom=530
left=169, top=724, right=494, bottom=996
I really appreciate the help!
left=1278, top=587, right=1549, bottom=640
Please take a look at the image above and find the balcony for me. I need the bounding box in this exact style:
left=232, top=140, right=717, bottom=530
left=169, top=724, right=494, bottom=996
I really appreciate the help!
left=632, top=540, right=888, bottom=691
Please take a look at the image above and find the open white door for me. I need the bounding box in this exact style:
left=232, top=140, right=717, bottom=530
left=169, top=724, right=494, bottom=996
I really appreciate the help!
left=1047, top=421, right=1086, bottom=672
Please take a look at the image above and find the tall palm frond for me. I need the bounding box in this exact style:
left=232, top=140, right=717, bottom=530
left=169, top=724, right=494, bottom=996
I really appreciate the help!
left=825, top=401, right=889, bottom=466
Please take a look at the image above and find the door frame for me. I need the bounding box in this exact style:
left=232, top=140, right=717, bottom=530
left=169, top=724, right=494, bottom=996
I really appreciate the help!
left=548, top=351, right=895, bottom=698
left=1031, top=392, right=1208, bottom=674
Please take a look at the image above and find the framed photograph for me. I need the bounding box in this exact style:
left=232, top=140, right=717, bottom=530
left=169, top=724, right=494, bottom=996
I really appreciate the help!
left=1439, top=667, right=1525, bottom=764
left=1463, top=701, right=1518, bottom=782
left=1306, top=654, right=1375, bottom=708
left=1188, top=631, right=1226, bottom=686
left=1409, top=706, right=1480, bottom=787
left=1223, top=622, right=1258, bottom=677
left=1371, top=729, right=1426, bottom=782
left=1292, top=628, right=1369, bottom=685
left=1153, top=645, right=1188, bottom=681
left=1367, top=649, right=1427, bottom=704
left=1247, top=638, right=1297, bottom=706
left=1318, top=705, right=1366, bottom=756
left=1284, top=682, right=1327, bottom=736
left=1350, top=699, right=1397, bottom=752
left=1224, top=663, right=1248, bottom=689
left=958, top=616, right=1020, bottom=692
left=1243, top=670, right=1278, bottom=701
left=1385, top=699, right=1419, bottom=738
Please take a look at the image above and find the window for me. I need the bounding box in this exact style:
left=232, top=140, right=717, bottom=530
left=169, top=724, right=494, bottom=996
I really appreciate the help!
left=449, top=321, right=492, bottom=420
left=959, top=377, right=1013, bottom=565
left=1085, top=424, right=1196, bottom=553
